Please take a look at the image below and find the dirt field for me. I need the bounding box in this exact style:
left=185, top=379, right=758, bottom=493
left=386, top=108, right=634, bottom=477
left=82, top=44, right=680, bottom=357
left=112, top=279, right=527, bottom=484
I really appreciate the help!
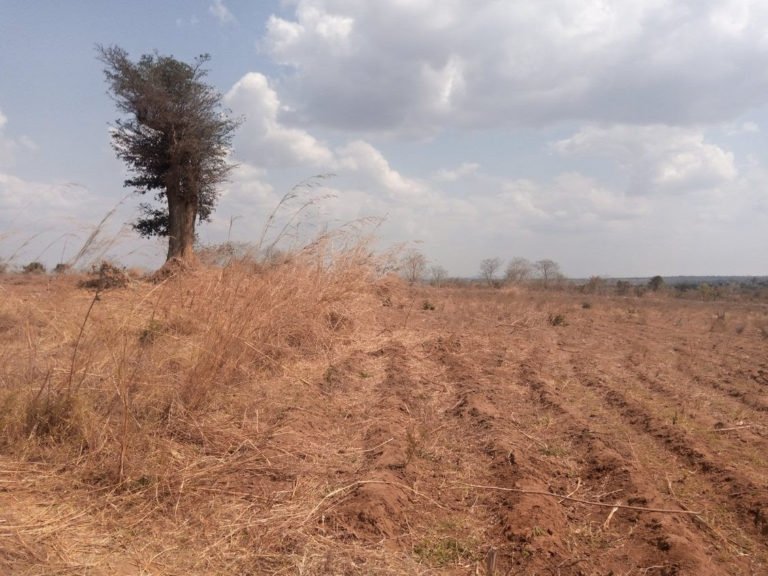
left=1, top=271, right=766, bottom=575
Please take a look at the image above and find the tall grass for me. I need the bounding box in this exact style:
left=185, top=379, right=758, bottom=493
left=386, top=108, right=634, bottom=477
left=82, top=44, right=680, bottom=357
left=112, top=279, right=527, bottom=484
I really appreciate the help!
left=0, top=229, right=383, bottom=481
left=0, top=188, right=425, bottom=573
left=0, top=225, right=418, bottom=573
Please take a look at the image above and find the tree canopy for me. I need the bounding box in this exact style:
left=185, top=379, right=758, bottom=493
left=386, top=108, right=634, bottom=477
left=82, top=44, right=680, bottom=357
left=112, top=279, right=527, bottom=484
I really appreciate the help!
left=98, top=45, right=240, bottom=262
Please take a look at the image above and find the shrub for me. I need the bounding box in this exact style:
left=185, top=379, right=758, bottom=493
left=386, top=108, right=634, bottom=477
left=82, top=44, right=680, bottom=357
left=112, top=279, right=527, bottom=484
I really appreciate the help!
left=698, top=283, right=721, bottom=301
left=648, top=275, right=664, bottom=291
left=23, top=261, right=46, bottom=274
left=548, top=313, right=567, bottom=326
left=583, top=276, right=604, bottom=294
left=79, top=261, right=130, bottom=290
left=615, top=280, right=631, bottom=296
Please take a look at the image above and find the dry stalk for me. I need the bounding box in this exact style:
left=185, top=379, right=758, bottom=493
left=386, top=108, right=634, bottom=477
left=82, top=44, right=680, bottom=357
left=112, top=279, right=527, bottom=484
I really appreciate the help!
left=713, top=425, right=759, bottom=432
left=457, top=482, right=702, bottom=515
left=559, top=477, right=582, bottom=504
left=65, top=288, right=101, bottom=393
left=603, top=503, right=620, bottom=529
left=303, top=479, right=448, bottom=524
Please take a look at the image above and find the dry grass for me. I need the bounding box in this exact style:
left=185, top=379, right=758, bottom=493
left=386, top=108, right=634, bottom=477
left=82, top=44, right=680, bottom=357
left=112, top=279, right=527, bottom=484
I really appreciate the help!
left=0, top=234, right=418, bottom=574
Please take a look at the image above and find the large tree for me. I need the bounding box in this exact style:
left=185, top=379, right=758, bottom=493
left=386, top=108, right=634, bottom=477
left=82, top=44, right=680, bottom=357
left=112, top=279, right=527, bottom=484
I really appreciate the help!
left=98, top=46, right=239, bottom=263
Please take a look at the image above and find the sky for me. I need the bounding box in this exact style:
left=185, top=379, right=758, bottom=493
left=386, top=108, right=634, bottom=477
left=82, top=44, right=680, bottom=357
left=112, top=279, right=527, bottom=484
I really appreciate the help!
left=1, top=0, right=767, bottom=277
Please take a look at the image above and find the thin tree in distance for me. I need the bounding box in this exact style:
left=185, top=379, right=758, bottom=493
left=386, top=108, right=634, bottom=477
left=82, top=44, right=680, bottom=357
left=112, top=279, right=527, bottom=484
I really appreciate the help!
left=480, top=257, right=502, bottom=287
left=400, top=250, right=428, bottom=284
left=505, top=257, right=532, bottom=284
left=98, top=45, right=240, bottom=264
left=534, top=259, right=561, bottom=287
left=430, top=264, right=448, bottom=287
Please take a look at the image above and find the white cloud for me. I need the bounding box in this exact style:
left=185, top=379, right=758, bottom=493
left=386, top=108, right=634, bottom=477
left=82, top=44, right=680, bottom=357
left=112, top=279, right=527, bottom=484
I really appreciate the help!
left=554, top=125, right=737, bottom=194
left=0, top=174, right=133, bottom=263
left=225, top=72, right=334, bottom=168
left=725, top=121, right=760, bottom=135
left=218, top=70, right=667, bottom=271
left=335, top=140, right=427, bottom=199
left=209, top=0, right=235, bottom=25
left=495, top=172, right=648, bottom=230
left=224, top=72, right=428, bottom=201
left=433, top=162, right=480, bottom=182
left=175, top=15, right=200, bottom=28
left=219, top=72, right=439, bottom=248
left=0, top=107, right=37, bottom=171
left=261, top=0, right=768, bottom=134
left=0, top=108, right=22, bottom=169
left=0, top=174, right=94, bottom=216
left=265, top=5, right=354, bottom=63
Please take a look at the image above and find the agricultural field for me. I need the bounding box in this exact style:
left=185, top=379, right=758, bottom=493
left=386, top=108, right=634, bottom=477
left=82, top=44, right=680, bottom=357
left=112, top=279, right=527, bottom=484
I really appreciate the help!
left=0, top=262, right=766, bottom=575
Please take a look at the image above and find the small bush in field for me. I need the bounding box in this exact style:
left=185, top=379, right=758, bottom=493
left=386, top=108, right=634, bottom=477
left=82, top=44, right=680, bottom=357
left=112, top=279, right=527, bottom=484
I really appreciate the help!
left=422, top=300, right=436, bottom=311
left=54, top=263, right=71, bottom=274
left=615, top=280, right=631, bottom=296
left=79, top=261, right=130, bottom=290
left=581, top=301, right=592, bottom=309
left=648, top=275, right=664, bottom=291
left=548, top=313, right=567, bottom=326
left=139, top=318, right=166, bottom=345
left=23, top=261, right=46, bottom=274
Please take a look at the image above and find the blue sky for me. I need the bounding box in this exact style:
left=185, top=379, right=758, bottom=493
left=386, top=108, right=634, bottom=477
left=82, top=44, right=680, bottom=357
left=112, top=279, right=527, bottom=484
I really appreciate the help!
left=1, top=0, right=767, bottom=276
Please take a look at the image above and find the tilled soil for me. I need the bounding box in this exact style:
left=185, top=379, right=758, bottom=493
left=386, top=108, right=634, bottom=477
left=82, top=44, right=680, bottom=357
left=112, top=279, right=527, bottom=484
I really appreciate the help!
left=1, top=283, right=766, bottom=575
left=300, top=289, right=768, bottom=575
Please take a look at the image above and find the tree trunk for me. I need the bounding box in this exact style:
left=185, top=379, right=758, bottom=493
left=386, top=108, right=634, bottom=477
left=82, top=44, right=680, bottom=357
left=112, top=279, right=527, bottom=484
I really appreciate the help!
left=166, top=187, right=197, bottom=263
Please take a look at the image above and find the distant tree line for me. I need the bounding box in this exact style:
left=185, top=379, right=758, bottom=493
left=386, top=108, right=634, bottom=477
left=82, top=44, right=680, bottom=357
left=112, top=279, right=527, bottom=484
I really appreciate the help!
left=393, top=252, right=768, bottom=302
left=397, top=252, right=567, bottom=288
left=479, top=256, right=565, bottom=288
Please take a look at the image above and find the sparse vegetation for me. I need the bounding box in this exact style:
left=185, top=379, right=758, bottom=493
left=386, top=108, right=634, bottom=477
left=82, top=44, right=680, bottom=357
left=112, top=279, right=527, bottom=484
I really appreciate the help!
left=79, top=260, right=131, bottom=290
left=429, top=264, right=448, bottom=287
left=400, top=249, right=427, bottom=284
left=480, top=257, right=502, bottom=287
left=648, top=275, right=664, bottom=291
left=22, top=261, right=46, bottom=274
left=534, top=259, right=561, bottom=288
left=615, top=280, right=631, bottom=295
left=548, top=312, right=567, bottom=326
left=413, top=536, right=476, bottom=567
left=505, top=257, right=532, bottom=284
left=583, top=276, right=605, bottom=294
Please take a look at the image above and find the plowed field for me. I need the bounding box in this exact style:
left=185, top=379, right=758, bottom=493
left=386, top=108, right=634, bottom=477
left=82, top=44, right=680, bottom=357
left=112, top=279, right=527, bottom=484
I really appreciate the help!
left=1, top=277, right=766, bottom=575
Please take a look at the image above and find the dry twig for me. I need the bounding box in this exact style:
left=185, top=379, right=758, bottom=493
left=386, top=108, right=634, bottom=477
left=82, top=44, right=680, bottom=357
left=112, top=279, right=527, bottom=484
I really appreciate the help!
left=457, top=482, right=701, bottom=515
left=303, top=479, right=447, bottom=524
